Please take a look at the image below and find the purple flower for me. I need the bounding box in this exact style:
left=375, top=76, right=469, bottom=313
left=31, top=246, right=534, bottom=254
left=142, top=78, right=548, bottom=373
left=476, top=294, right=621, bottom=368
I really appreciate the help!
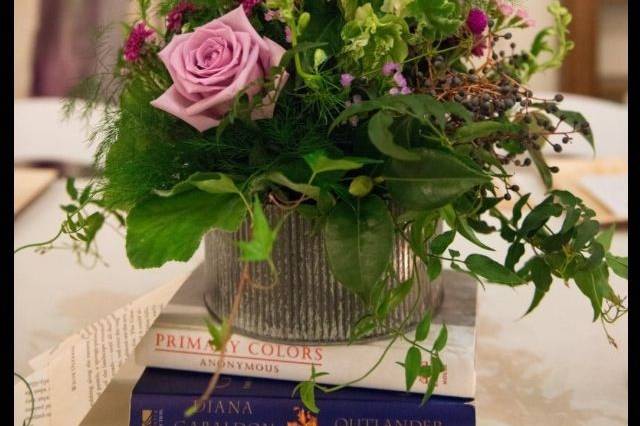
left=166, top=1, right=197, bottom=33
left=393, top=72, right=407, bottom=88
left=241, top=0, right=262, bottom=15
left=340, top=73, right=355, bottom=87
left=400, top=86, right=413, bottom=95
left=471, top=35, right=487, bottom=57
left=466, top=8, right=488, bottom=35
left=382, top=61, right=401, bottom=76
left=123, top=22, right=155, bottom=62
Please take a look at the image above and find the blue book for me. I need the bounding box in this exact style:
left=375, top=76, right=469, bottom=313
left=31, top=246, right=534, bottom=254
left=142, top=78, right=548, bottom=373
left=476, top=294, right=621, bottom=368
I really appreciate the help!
left=130, top=368, right=475, bottom=425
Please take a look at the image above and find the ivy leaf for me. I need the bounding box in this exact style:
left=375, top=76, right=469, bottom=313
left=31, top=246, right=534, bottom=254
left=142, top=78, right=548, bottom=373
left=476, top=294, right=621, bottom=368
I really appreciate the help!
left=524, top=256, right=552, bottom=314
left=433, top=324, right=448, bottom=352
left=368, top=110, right=421, bottom=161
left=388, top=276, right=414, bottom=311
left=237, top=198, right=277, bottom=262
left=606, top=253, right=628, bottom=279
left=426, top=256, right=442, bottom=281
left=83, top=212, right=105, bottom=248
left=415, top=311, right=432, bottom=342
left=384, top=149, right=491, bottom=210
left=126, top=192, right=246, bottom=268
left=155, top=172, right=242, bottom=197
left=429, top=230, right=456, bottom=255
left=205, top=318, right=229, bottom=351
left=324, top=195, right=394, bottom=298
left=404, top=347, right=422, bottom=391
left=465, top=254, right=525, bottom=285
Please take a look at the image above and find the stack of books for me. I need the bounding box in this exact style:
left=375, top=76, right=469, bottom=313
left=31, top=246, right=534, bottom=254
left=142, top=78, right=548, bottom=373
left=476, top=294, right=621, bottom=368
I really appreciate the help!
left=130, top=266, right=478, bottom=424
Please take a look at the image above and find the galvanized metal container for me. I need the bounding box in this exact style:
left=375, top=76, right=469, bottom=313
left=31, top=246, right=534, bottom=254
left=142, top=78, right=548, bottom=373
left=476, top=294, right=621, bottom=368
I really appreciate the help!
left=204, top=206, right=444, bottom=344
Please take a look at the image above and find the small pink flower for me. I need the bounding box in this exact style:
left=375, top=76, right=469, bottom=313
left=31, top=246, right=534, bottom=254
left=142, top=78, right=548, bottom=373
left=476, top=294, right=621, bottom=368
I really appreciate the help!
left=151, top=6, right=288, bottom=132
left=389, top=87, right=400, bottom=95
left=393, top=72, right=407, bottom=88
left=285, top=26, right=292, bottom=43
left=400, top=86, right=413, bottom=95
left=123, top=22, right=155, bottom=62
left=241, top=0, right=261, bottom=15
left=340, top=73, right=355, bottom=87
left=516, top=8, right=529, bottom=19
left=166, top=1, right=197, bottom=33
left=382, top=61, right=400, bottom=76
left=471, top=35, right=487, bottom=57
left=524, top=18, right=536, bottom=27
left=496, top=1, right=513, bottom=16
left=466, top=8, right=488, bottom=35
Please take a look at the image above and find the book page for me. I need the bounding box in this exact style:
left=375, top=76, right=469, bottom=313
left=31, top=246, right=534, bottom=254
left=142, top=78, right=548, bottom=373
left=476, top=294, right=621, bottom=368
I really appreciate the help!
left=14, top=277, right=184, bottom=426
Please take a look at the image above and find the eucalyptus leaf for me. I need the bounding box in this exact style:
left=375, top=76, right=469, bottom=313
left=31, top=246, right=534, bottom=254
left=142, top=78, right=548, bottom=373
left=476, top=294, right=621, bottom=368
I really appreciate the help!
left=324, top=196, right=394, bottom=298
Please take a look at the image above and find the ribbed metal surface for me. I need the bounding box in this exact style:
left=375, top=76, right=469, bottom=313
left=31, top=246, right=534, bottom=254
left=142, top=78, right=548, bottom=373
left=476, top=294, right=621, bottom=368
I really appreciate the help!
left=204, top=206, right=444, bottom=344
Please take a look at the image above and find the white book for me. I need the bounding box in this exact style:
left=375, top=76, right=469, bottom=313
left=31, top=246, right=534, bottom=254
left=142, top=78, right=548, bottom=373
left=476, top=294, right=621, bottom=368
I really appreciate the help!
left=135, top=266, right=478, bottom=398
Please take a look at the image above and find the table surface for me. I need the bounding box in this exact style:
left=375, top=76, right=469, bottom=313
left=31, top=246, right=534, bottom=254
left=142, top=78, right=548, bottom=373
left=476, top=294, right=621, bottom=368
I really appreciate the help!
left=14, top=95, right=628, bottom=426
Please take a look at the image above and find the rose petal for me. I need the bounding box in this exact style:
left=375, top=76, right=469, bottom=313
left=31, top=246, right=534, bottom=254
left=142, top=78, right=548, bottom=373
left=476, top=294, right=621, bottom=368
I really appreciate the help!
left=150, top=85, right=221, bottom=132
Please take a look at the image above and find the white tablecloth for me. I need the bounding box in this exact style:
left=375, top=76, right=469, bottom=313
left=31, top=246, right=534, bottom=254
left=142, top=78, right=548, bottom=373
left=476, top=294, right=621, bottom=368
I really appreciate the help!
left=14, top=95, right=628, bottom=425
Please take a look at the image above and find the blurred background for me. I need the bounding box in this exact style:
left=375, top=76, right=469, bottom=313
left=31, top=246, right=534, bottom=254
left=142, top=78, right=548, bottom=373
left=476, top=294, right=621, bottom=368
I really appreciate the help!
left=14, top=0, right=628, bottom=101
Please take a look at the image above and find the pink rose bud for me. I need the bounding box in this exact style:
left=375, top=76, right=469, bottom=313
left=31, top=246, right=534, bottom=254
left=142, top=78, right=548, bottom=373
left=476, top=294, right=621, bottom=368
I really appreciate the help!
left=151, top=6, right=289, bottom=132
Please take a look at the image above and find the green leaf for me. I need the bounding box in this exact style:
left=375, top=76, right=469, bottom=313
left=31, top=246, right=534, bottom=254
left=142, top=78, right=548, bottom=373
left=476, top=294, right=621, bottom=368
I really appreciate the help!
left=505, top=242, right=525, bottom=270
left=155, top=172, right=242, bottom=197
left=574, top=263, right=613, bottom=321
left=237, top=198, right=277, bottom=262
left=266, top=172, right=321, bottom=201
left=368, top=111, right=420, bottom=161
left=415, top=311, right=432, bottom=342
left=511, top=193, right=531, bottom=226
left=519, top=197, right=563, bottom=236
left=453, top=215, right=494, bottom=251
left=303, top=150, right=377, bottom=175
left=595, top=225, right=615, bottom=251
left=404, top=347, right=422, bottom=390
left=550, top=109, right=595, bottom=153
left=389, top=276, right=414, bottom=311
left=560, top=206, right=581, bottom=234
left=573, top=220, right=599, bottom=250
left=527, top=144, right=553, bottom=189
left=429, top=230, right=456, bottom=255
left=433, top=324, right=448, bottom=352
left=126, top=192, right=247, bottom=268
left=454, top=121, right=521, bottom=143
left=324, top=196, right=394, bottom=298
left=606, top=253, right=628, bottom=279
left=426, top=256, right=442, bottom=281
left=384, top=149, right=491, bottom=210
left=66, top=178, right=78, bottom=200
left=524, top=256, right=552, bottom=314
left=205, top=318, right=228, bottom=351
left=465, top=254, right=525, bottom=285
left=421, top=355, right=444, bottom=406
left=83, top=212, right=105, bottom=246
left=299, top=381, right=320, bottom=414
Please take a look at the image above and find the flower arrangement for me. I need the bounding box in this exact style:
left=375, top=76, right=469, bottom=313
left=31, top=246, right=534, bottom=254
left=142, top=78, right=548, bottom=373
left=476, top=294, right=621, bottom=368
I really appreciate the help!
left=24, top=0, right=628, bottom=414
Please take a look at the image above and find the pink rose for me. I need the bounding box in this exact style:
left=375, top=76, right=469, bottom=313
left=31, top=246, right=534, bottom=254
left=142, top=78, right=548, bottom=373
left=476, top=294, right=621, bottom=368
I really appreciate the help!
left=151, top=6, right=288, bottom=132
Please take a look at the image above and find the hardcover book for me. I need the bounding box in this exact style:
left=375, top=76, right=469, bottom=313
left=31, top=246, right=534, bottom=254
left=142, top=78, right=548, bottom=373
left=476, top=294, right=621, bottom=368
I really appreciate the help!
left=135, top=267, right=477, bottom=398
left=130, top=368, right=476, bottom=425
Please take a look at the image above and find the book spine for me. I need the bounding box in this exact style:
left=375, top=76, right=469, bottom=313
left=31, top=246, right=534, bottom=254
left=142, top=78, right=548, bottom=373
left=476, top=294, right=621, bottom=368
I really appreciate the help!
left=135, top=325, right=475, bottom=398
left=130, top=393, right=475, bottom=426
